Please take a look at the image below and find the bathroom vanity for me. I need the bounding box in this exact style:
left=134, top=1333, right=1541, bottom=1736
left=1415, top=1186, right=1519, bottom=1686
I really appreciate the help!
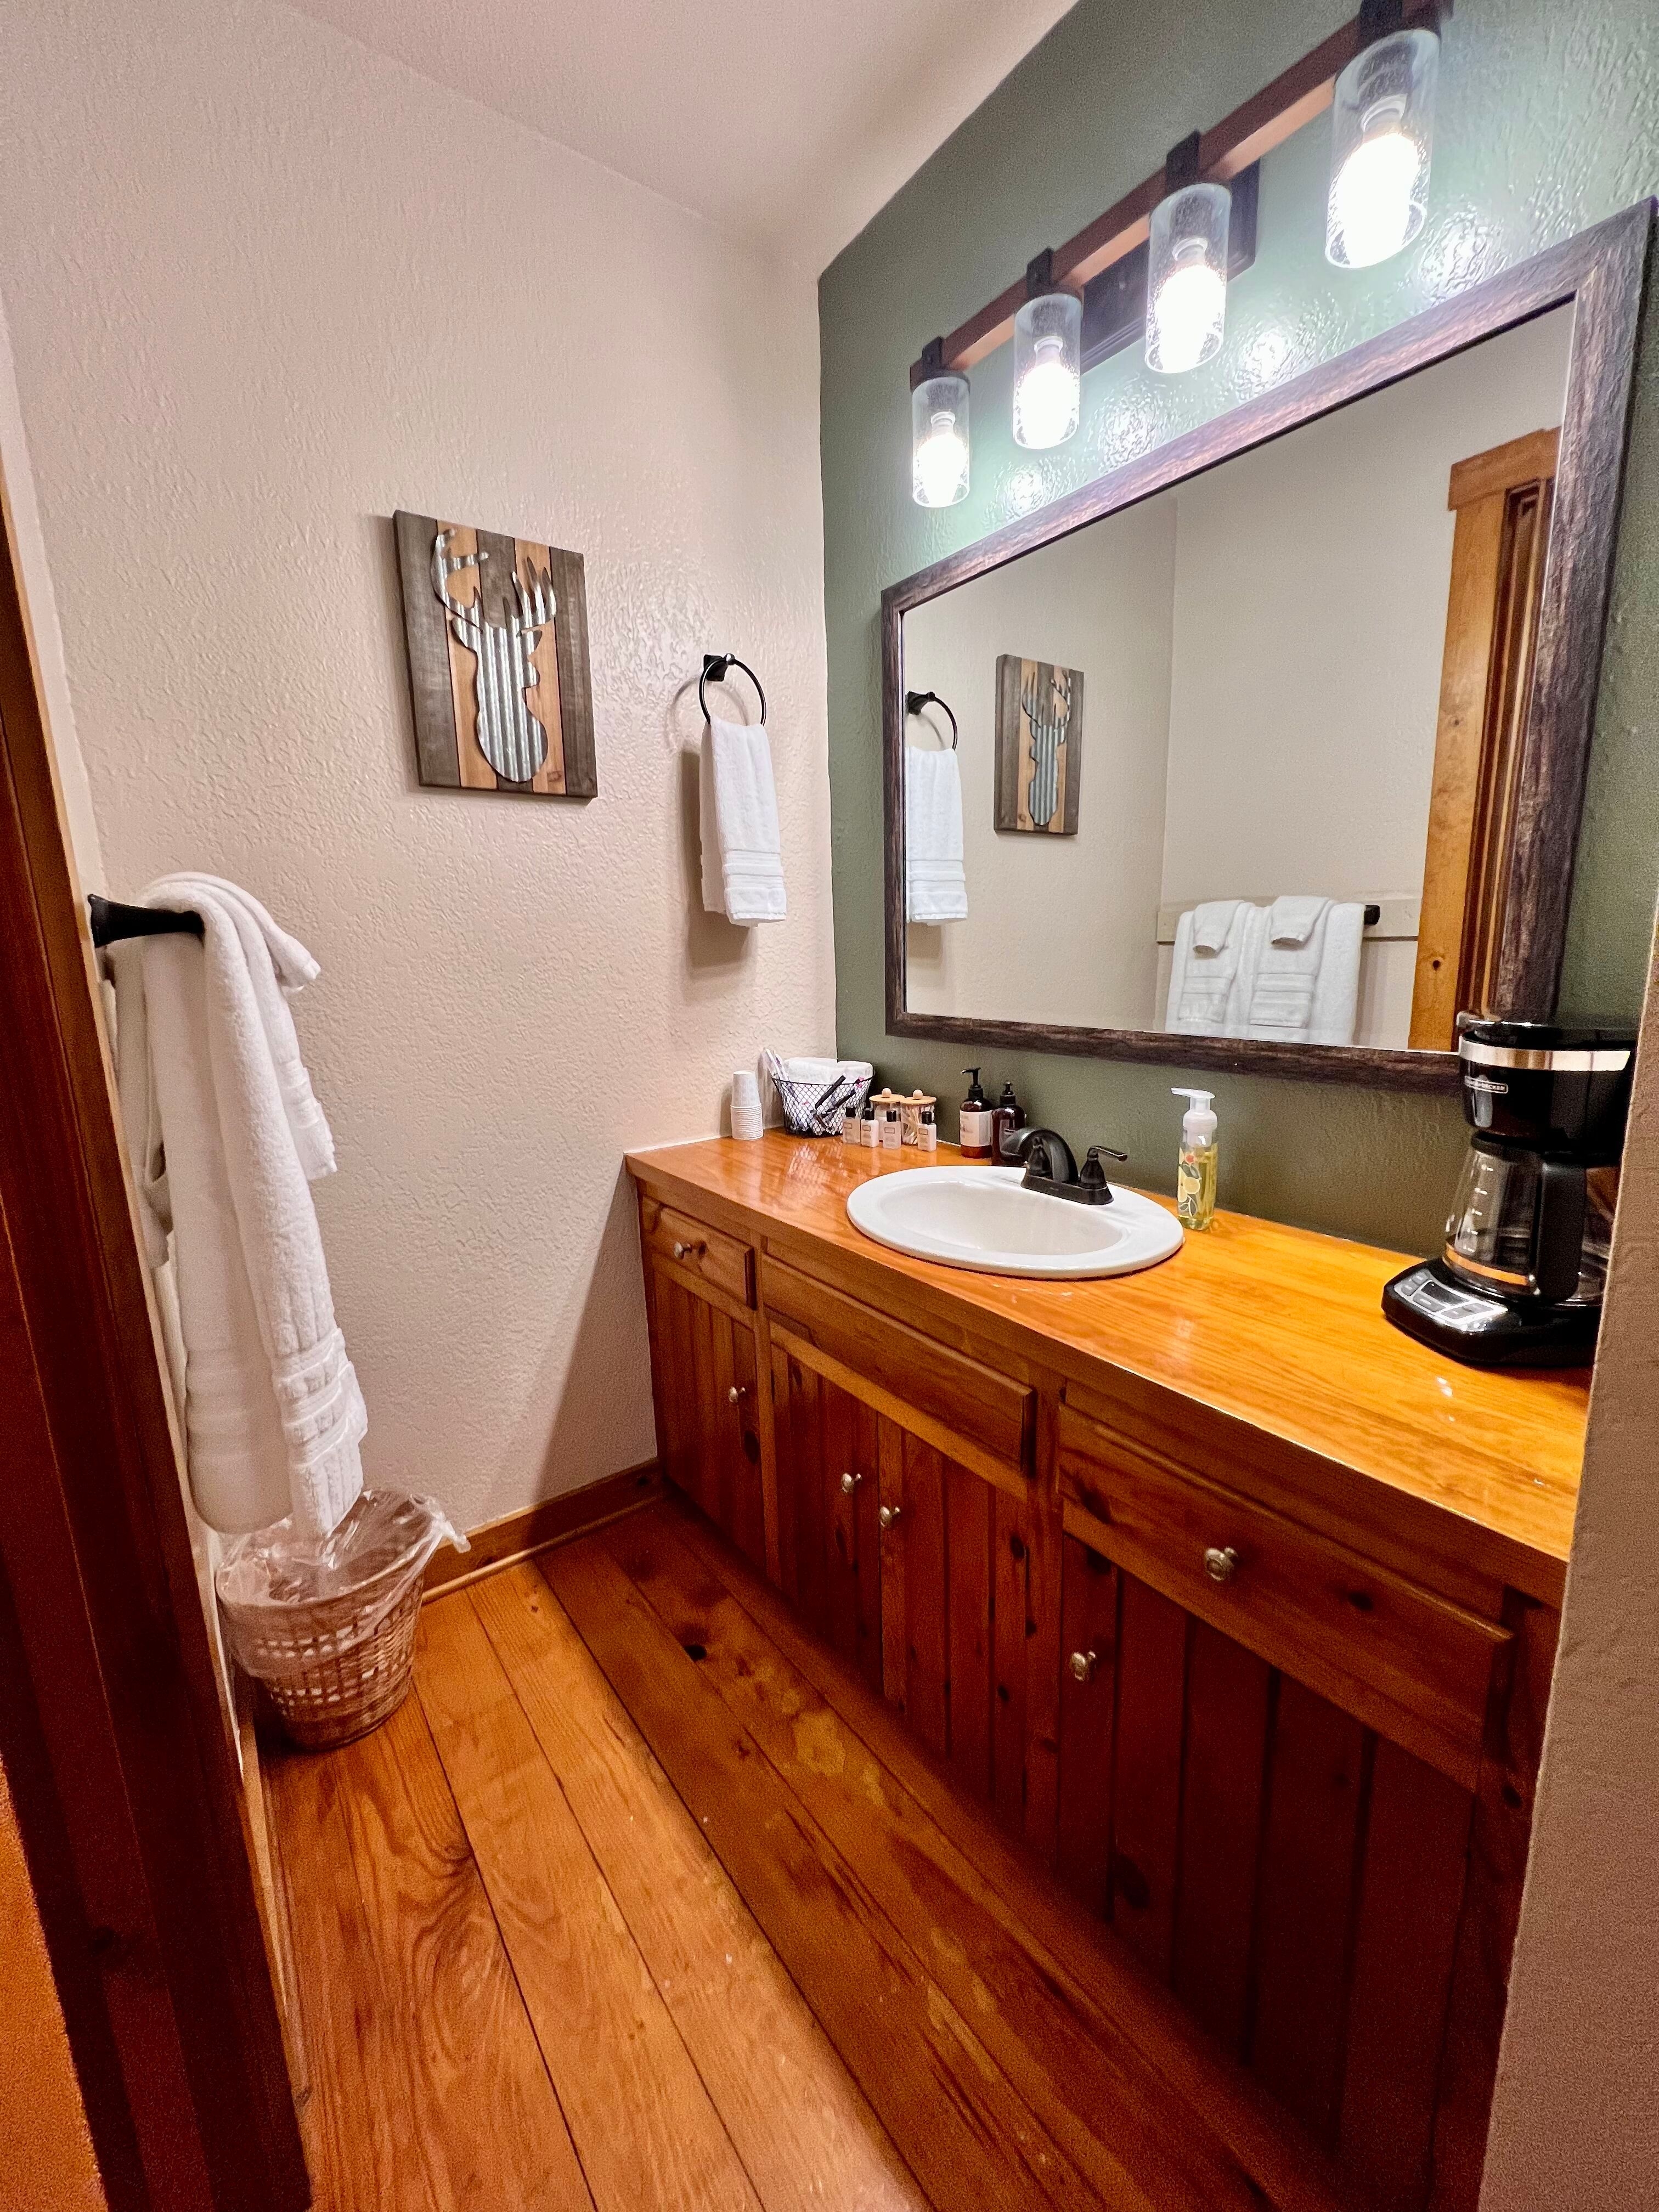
left=628, top=1131, right=1587, bottom=2212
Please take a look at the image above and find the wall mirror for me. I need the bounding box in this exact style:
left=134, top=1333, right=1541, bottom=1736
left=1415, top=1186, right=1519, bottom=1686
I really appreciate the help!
left=883, top=207, right=1649, bottom=1090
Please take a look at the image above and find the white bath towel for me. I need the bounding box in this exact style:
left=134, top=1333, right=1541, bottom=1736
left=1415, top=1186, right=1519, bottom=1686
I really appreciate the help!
left=905, top=746, right=968, bottom=922
left=1237, top=896, right=1365, bottom=1046
left=113, top=881, right=365, bottom=1540
left=1164, top=899, right=1248, bottom=1034
left=700, top=716, right=786, bottom=924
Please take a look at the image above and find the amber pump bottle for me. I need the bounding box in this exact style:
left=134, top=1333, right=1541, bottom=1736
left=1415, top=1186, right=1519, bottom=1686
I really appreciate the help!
left=991, top=1079, right=1026, bottom=1164
left=958, top=1069, right=994, bottom=1160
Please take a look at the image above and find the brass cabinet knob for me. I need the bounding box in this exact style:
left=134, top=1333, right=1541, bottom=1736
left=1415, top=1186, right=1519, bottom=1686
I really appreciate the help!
left=1069, top=1649, right=1098, bottom=1684
left=840, top=1470, right=862, bottom=1494
left=1203, top=1545, right=1239, bottom=1584
left=728, top=1384, right=748, bottom=1405
left=672, top=1238, right=705, bottom=1262
left=878, top=1504, right=902, bottom=1532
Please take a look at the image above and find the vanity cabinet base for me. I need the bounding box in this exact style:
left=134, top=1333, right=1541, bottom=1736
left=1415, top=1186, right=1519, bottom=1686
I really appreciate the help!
left=634, top=1166, right=1562, bottom=2212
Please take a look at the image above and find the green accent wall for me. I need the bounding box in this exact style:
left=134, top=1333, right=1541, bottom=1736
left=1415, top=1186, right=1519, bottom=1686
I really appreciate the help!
left=819, top=0, right=1658, bottom=1254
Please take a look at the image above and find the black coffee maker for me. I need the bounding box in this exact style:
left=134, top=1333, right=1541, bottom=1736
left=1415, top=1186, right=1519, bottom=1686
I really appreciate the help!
left=1383, top=1017, right=1634, bottom=1367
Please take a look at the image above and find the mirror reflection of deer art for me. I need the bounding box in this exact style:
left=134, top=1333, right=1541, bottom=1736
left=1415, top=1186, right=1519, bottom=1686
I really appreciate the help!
left=994, top=654, right=1083, bottom=835
left=393, top=510, right=598, bottom=799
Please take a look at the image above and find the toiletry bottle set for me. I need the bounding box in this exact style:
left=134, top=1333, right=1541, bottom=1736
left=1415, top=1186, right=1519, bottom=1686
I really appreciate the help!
left=959, top=1069, right=1030, bottom=1160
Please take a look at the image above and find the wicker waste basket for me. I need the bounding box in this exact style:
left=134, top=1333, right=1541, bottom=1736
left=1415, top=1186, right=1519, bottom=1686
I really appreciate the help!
left=216, top=1491, right=466, bottom=1751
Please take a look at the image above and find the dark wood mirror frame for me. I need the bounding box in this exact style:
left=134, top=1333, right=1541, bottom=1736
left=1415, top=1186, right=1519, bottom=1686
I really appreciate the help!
left=882, top=201, right=1652, bottom=1092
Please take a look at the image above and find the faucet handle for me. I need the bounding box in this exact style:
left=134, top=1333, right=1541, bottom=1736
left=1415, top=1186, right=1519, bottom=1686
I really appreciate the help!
left=1080, top=1143, right=1128, bottom=1192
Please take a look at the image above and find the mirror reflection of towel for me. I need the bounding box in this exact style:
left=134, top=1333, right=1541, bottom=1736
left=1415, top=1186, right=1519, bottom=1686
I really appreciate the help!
left=1236, top=898, right=1364, bottom=1045
left=905, top=747, right=968, bottom=923
left=1165, top=899, right=1245, bottom=1031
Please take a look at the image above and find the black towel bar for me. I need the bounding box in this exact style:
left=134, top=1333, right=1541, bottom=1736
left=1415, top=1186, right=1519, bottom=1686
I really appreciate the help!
left=87, top=894, right=204, bottom=949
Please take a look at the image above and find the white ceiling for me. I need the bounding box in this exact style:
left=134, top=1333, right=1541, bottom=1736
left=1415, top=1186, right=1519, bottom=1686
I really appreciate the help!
left=284, top=0, right=1076, bottom=272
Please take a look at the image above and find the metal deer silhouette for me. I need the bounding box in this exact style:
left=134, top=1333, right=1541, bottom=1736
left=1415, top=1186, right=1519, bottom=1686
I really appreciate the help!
left=1020, top=666, right=1073, bottom=830
left=431, top=529, right=557, bottom=785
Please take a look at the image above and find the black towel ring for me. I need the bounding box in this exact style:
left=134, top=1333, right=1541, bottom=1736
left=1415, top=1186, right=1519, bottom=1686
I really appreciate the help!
left=904, top=688, right=958, bottom=751
left=700, top=652, right=768, bottom=725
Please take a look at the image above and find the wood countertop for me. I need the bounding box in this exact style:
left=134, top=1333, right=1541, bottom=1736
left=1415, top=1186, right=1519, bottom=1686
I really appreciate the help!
left=627, top=1134, right=1588, bottom=1607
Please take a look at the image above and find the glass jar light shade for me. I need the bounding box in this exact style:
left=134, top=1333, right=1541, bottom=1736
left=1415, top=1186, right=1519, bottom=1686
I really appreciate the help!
left=1146, top=182, right=1231, bottom=375
left=1326, top=27, right=1438, bottom=268
left=911, top=373, right=970, bottom=507
left=1012, top=289, right=1082, bottom=448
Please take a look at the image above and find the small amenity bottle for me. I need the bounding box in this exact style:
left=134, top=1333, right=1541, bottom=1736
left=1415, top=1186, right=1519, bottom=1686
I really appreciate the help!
left=1172, top=1088, right=1217, bottom=1231
left=959, top=1069, right=994, bottom=1161
left=918, top=1104, right=938, bottom=1153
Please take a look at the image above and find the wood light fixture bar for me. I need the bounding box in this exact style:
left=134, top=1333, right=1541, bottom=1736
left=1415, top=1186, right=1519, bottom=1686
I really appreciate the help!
left=912, top=0, right=1448, bottom=381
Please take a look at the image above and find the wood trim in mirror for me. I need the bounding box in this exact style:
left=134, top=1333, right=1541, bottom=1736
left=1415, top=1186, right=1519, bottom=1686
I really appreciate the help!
left=882, top=202, right=1652, bottom=1092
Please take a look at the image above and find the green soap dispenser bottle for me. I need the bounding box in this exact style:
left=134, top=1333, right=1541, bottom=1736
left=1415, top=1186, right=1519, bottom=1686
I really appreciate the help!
left=1172, top=1088, right=1218, bottom=1231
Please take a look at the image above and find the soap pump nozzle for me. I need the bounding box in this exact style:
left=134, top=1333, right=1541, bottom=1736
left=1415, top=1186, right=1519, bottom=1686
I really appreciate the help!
left=1171, top=1087, right=1216, bottom=1143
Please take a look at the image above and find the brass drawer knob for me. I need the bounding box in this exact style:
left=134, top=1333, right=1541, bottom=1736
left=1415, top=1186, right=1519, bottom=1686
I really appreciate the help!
left=727, top=1384, right=748, bottom=1405
left=1204, top=1545, right=1239, bottom=1585
left=878, top=1504, right=902, bottom=1532
left=840, top=1470, right=862, bottom=1494
left=1069, top=1648, right=1098, bottom=1685
left=672, top=1239, right=706, bottom=1262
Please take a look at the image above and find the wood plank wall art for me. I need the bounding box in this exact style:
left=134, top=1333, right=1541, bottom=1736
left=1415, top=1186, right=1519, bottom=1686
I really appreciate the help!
left=394, top=511, right=596, bottom=798
left=995, top=656, right=1083, bottom=835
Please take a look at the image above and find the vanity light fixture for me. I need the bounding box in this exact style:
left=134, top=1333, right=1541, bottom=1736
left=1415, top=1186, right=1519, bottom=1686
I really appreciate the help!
left=1012, top=252, right=1083, bottom=448
left=1146, top=134, right=1232, bottom=375
left=1326, top=0, right=1440, bottom=268
left=911, top=337, right=971, bottom=507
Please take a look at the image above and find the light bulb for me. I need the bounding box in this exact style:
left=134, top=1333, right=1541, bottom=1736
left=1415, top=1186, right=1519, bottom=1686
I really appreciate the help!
left=915, top=413, right=969, bottom=506
left=1149, top=247, right=1226, bottom=375
left=1014, top=337, right=1079, bottom=449
left=1331, top=122, right=1423, bottom=267
left=910, top=370, right=970, bottom=507
left=1326, top=29, right=1437, bottom=269
left=1145, top=180, right=1231, bottom=376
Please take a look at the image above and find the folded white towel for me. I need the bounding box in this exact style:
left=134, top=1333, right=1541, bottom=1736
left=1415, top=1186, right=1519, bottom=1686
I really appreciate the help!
left=119, top=881, right=366, bottom=1539
left=1190, top=899, right=1241, bottom=954
left=1164, top=899, right=1247, bottom=1034
left=700, top=716, right=786, bottom=924
left=1265, top=893, right=1330, bottom=949
left=905, top=747, right=968, bottom=923
left=1237, top=898, right=1364, bottom=1045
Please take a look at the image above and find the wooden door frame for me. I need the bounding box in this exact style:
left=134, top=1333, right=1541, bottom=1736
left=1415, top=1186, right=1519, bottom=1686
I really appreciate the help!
left=0, top=463, right=308, bottom=2207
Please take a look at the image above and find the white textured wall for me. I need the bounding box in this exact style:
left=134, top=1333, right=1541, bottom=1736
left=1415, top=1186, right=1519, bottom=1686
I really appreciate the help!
left=0, top=0, right=836, bottom=1531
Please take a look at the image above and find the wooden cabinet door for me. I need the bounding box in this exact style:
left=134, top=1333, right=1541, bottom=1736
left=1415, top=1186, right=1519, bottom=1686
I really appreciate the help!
left=1055, top=1533, right=1481, bottom=2208
left=770, top=1348, right=883, bottom=1693
left=770, top=1345, right=1058, bottom=1850
left=648, top=1263, right=764, bottom=1568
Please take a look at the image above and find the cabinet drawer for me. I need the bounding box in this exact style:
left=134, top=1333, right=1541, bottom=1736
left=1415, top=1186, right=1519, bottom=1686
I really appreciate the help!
left=641, top=1194, right=754, bottom=1308
left=1057, top=1406, right=1507, bottom=1789
left=763, top=1258, right=1033, bottom=1480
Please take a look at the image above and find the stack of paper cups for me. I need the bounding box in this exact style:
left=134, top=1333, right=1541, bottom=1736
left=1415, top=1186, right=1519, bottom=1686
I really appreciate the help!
left=731, top=1069, right=764, bottom=1142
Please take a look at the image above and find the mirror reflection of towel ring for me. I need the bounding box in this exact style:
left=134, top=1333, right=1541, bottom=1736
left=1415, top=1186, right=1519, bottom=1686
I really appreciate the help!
left=700, top=652, right=768, bottom=724
left=904, top=688, right=958, bottom=750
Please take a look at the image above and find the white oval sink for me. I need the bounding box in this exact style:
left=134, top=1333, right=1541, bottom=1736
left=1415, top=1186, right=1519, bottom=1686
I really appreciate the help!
left=846, top=1166, right=1183, bottom=1280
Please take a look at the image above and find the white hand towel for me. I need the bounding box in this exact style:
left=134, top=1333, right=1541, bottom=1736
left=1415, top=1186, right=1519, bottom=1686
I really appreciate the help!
left=905, top=746, right=968, bottom=923
left=699, top=716, right=786, bottom=924
left=1190, top=899, right=1242, bottom=954
left=1238, top=898, right=1364, bottom=1045
left=1265, top=893, right=1330, bottom=948
left=1164, top=899, right=1247, bottom=1033
left=132, top=881, right=365, bottom=1539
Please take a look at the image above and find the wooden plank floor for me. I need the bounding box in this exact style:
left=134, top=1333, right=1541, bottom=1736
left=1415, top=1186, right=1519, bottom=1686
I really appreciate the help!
left=266, top=1497, right=1348, bottom=2212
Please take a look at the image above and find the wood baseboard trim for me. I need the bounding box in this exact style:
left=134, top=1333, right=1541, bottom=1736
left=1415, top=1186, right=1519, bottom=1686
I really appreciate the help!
left=424, top=1462, right=664, bottom=1600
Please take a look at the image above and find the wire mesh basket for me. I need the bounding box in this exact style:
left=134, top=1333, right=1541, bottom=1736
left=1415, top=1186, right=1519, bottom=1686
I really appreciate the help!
left=763, top=1052, right=872, bottom=1137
